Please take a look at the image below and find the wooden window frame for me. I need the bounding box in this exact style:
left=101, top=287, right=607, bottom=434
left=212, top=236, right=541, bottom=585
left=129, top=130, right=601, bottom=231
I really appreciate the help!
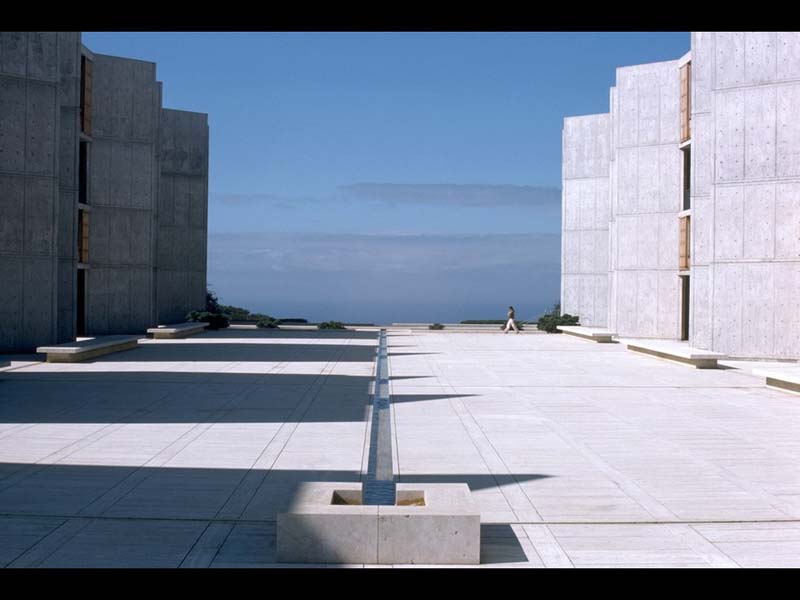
left=679, top=215, right=691, bottom=270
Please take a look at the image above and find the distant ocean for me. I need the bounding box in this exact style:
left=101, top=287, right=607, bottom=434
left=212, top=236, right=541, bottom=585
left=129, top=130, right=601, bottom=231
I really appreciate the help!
left=238, top=300, right=557, bottom=325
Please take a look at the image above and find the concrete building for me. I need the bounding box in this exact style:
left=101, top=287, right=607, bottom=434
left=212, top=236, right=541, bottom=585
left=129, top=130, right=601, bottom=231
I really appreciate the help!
left=0, top=32, right=208, bottom=352
left=562, top=32, right=800, bottom=360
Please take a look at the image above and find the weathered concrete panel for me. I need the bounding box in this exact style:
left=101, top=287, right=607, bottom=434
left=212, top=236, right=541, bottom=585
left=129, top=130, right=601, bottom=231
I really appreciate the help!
left=715, top=90, right=745, bottom=182
left=616, top=270, right=637, bottom=336
left=777, top=32, right=800, bottom=80
left=563, top=180, right=580, bottom=230
left=1, top=32, right=28, bottom=76
left=690, top=265, right=713, bottom=350
left=659, top=145, right=682, bottom=212
left=636, top=214, right=660, bottom=269
left=109, top=142, right=133, bottom=207
left=775, top=182, right=800, bottom=259
left=744, top=86, right=776, bottom=180
left=741, top=263, right=775, bottom=357
left=21, top=258, right=53, bottom=350
left=130, top=211, right=151, bottom=265
left=657, top=270, right=680, bottom=338
left=744, top=32, right=777, bottom=84
left=773, top=262, right=800, bottom=358
left=692, top=112, right=713, bottom=197
left=712, top=263, right=743, bottom=356
left=0, top=258, right=23, bottom=350
left=743, top=184, right=775, bottom=260
left=58, top=32, right=81, bottom=108
left=0, top=175, right=25, bottom=252
left=23, top=177, right=54, bottom=255
left=0, top=76, right=26, bottom=172
left=130, top=143, right=154, bottom=209
left=579, top=275, right=594, bottom=324
left=616, top=147, right=637, bottom=215
left=26, top=32, right=58, bottom=82
left=776, top=84, right=800, bottom=178
left=714, top=186, right=744, bottom=260
left=692, top=194, right=714, bottom=266
left=636, top=270, right=658, bottom=337
left=692, top=32, right=715, bottom=114
left=562, top=274, right=579, bottom=316
left=616, top=67, right=639, bottom=148
left=637, top=145, right=660, bottom=213
left=578, top=230, right=593, bottom=274
left=716, top=32, right=746, bottom=88
left=616, top=216, right=638, bottom=270
left=658, top=213, right=678, bottom=269
left=25, top=81, right=56, bottom=175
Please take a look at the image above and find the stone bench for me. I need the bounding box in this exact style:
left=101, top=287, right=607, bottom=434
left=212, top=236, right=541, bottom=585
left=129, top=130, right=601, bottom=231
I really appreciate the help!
left=557, top=325, right=617, bottom=343
left=147, top=322, right=208, bottom=339
left=753, top=367, right=800, bottom=395
left=37, top=335, right=142, bottom=363
left=623, top=339, right=727, bottom=369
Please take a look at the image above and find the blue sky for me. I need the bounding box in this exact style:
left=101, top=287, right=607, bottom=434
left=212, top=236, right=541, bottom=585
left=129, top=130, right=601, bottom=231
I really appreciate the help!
left=84, top=31, right=690, bottom=323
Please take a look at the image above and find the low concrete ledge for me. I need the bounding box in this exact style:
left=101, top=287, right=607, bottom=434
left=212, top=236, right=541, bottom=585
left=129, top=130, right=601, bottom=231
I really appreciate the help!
left=753, top=368, right=800, bottom=395
left=147, top=322, right=208, bottom=339
left=0, top=360, right=9, bottom=369
left=37, top=335, right=142, bottom=363
left=277, top=482, right=480, bottom=565
left=557, top=325, right=617, bottom=343
left=624, top=339, right=727, bottom=369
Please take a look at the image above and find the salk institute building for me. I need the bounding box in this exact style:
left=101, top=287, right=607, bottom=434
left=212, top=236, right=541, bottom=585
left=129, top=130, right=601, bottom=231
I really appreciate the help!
left=1, top=31, right=798, bottom=362
left=0, top=32, right=209, bottom=352
left=561, top=31, right=800, bottom=360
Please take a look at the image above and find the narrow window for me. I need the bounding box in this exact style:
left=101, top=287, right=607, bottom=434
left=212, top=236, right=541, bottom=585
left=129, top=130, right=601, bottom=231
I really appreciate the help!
left=682, top=146, right=691, bottom=210
left=680, top=275, right=690, bottom=341
left=78, top=209, right=90, bottom=263
left=678, top=215, right=691, bottom=270
left=79, top=141, right=89, bottom=204
left=80, top=56, right=93, bottom=135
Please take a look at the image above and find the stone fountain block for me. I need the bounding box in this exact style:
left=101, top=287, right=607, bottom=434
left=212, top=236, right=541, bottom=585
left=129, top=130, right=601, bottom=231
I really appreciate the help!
left=277, top=482, right=480, bottom=565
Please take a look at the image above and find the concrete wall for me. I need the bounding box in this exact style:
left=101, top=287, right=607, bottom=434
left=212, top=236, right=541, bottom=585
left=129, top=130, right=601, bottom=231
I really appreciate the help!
left=85, top=53, right=160, bottom=335
left=561, top=113, right=610, bottom=326
left=609, top=60, right=683, bottom=339
left=0, top=32, right=80, bottom=352
left=156, top=109, right=208, bottom=324
left=690, top=32, right=800, bottom=358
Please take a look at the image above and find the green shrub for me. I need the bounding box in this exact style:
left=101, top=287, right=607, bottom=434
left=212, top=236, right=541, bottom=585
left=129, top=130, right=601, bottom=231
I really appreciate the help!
left=186, top=310, right=230, bottom=330
left=318, top=321, right=346, bottom=330
left=429, top=323, right=445, bottom=330
left=536, top=303, right=579, bottom=333
left=256, top=316, right=281, bottom=329
left=278, top=318, right=308, bottom=324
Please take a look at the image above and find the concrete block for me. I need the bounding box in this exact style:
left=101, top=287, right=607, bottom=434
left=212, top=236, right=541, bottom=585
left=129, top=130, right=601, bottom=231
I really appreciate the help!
left=131, top=61, right=157, bottom=142
left=557, top=325, right=615, bottom=342
left=130, top=211, right=151, bottom=264
left=712, top=263, right=744, bottom=356
left=616, top=67, right=639, bottom=148
left=741, top=263, right=775, bottom=357
left=90, top=139, right=112, bottom=206
left=625, top=338, right=726, bottom=368
left=594, top=177, right=610, bottom=227
left=578, top=230, right=595, bottom=273
left=745, top=86, right=777, bottom=180
left=562, top=274, right=579, bottom=316
left=23, top=177, right=54, bottom=256
left=743, top=184, right=775, bottom=260
left=744, top=32, right=777, bottom=84
left=636, top=270, right=658, bottom=337
left=276, top=482, right=480, bottom=565
left=659, top=64, right=680, bottom=145
left=25, top=81, right=56, bottom=175
left=158, top=175, right=174, bottom=226
left=775, top=182, right=800, bottom=259
left=563, top=231, right=580, bottom=274
left=0, top=175, right=24, bottom=252
left=0, top=76, right=26, bottom=172
left=594, top=274, right=608, bottom=327
left=148, top=322, right=208, bottom=339
left=1, top=32, right=28, bottom=76
left=108, top=210, right=131, bottom=264
left=58, top=32, right=81, bottom=108
left=563, top=180, right=580, bottom=231
left=579, top=274, right=594, bottom=324
left=777, top=84, right=800, bottom=178
left=638, top=81, right=660, bottom=146
left=22, top=258, right=53, bottom=350
left=86, top=268, right=109, bottom=333
left=715, top=90, right=745, bottom=182
left=110, top=142, right=133, bottom=207
left=578, top=181, right=596, bottom=231
left=777, top=32, right=800, bottom=80
left=129, top=267, right=153, bottom=328
left=714, top=186, right=744, bottom=260
left=716, top=32, right=746, bottom=88
left=59, top=108, right=78, bottom=186
left=0, top=258, right=22, bottom=350
left=37, top=334, right=142, bottom=362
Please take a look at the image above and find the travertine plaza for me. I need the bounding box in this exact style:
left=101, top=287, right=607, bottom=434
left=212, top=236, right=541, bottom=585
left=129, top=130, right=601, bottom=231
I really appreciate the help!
left=1, top=31, right=800, bottom=568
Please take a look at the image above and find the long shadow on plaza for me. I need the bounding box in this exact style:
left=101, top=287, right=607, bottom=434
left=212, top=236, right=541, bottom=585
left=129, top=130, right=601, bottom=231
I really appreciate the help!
left=0, top=370, right=476, bottom=423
